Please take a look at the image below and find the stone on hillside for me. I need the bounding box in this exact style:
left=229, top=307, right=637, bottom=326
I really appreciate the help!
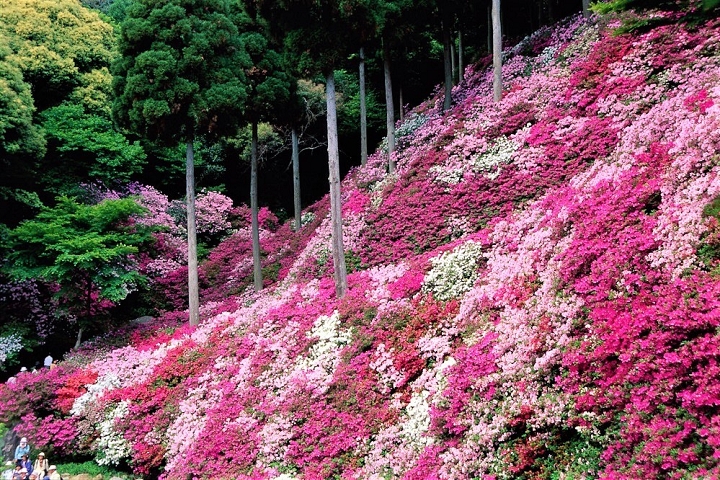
left=67, top=474, right=93, bottom=480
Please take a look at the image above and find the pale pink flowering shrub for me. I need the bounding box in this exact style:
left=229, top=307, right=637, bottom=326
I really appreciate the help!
left=194, top=189, right=234, bottom=236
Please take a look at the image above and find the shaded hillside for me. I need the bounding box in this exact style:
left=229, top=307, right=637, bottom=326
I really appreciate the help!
left=3, top=9, right=720, bottom=480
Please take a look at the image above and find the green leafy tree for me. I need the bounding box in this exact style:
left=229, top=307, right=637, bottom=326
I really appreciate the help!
left=334, top=69, right=384, bottom=137
left=0, top=34, right=44, bottom=161
left=0, top=32, right=46, bottom=210
left=0, top=0, right=116, bottom=112
left=3, top=197, right=151, bottom=347
left=41, top=103, right=146, bottom=194
left=0, top=0, right=148, bottom=222
left=234, top=4, right=293, bottom=291
left=113, top=0, right=251, bottom=325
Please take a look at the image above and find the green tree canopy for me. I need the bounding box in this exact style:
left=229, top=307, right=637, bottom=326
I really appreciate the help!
left=235, top=5, right=293, bottom=124
left=233, top=2, right=295, bottom=291
left=0, top=0, right=116, bottom=111
left=0, top=31, right=46, bottom=210
left=3, top=196, right=152, bottom=345
left=40, top=103, right=146, bottom=194
left=0, top=33, right=44, bottom=160
left=0, top=0, right=148, bottom=220
left=112, top=0, right=251, bottom=143
left=333, top=69, right=384, bottom=136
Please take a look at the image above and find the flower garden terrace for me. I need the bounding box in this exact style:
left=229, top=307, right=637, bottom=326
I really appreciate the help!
left=3, top=9, right=720, bottom=480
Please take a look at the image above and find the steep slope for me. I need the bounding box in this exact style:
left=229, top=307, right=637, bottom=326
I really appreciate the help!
left=3, top=10, right=720, bottom=480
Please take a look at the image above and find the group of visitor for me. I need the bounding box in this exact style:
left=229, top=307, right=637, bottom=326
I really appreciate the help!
left=6, top=355, right=57, bottom=385
left=2, top=438, right=61, bottom=480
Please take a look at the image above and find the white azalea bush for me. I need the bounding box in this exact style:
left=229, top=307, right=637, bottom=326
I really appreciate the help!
left=423, top=240, right=484, bottom=301
left=95, top=401, right=131, bottom=466
left=0, top=333, right=23, bottom=368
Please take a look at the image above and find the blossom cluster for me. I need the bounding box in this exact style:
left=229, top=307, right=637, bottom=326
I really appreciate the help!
left=422, top=240, right=484, bottom=301
left=0, top=334, right=23, bottom=365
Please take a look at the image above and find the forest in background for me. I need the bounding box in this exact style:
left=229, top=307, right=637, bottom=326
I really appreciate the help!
left=0, top=0, right=587, bottom=224
left=0, top=0, right=588, bottom=365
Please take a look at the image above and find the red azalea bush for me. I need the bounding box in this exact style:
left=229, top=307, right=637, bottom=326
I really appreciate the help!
left=55, top=370, right=99, bottom=414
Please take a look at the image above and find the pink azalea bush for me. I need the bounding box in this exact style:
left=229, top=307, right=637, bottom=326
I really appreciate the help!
left=3, top=8, right=720, bottom=480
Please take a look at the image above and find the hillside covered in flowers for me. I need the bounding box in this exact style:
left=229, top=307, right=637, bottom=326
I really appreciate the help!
left=3, top=7, right=720, bottom=479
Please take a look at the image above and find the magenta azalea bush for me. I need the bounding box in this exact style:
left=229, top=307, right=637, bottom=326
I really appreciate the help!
left=3, top=9, right=720, bottom=480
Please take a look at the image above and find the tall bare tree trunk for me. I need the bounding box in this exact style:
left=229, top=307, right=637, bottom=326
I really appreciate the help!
left=399, top=86, right=404, bottom=123
left=251, top=121, right=262, bottom=292
left=74, top=327, right=83, bottom=349
left=383, top=40, right=396, bottom=173
left=292, top=128, right=301, bottom=231
left=450, top=36, right=456, bottom=84
left=538, top=0, right=543, bottom=27
left=442, top=11, right=453, bottom=111
left=458, top=30, right=464, bottom=84
left=326, top=72, right=347, bottom=298
left=359, top=47, right=368, bottom=166
left=186, top=140, right=199, bottom=326
left=492, top=0, right=503, bottom=102
left=582, top=0, right=590, bottom=18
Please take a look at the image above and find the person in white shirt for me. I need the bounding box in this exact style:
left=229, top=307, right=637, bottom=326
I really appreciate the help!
left=46, top=466, right=60, bottom=480
left=32, top=454, right=48, bottom=478
left=43, top=355, right=52, bottom=369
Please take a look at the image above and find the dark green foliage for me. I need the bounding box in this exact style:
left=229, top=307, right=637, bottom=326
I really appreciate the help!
left=257, top=0, right=368, bottom=76
left=261, top=261, right=281, bottom=282
left=591, top=0, right=690, bottom=13
left=105, top=0, right=133, bottom=23
left=0, top=33, right=46, bottom=210
left=592, top=0, right=720, bottom=23
left=234, top=6, right=293, bottom=124
left=0, top=0, right=151, bottom=222
left=0, top=35, right=45, bottom=160
left=703, top=195, right=720, bottom=219
left=112, top=0, right=251, bottom=144
left=334, top=69, right=384, bottom=136
left=344, top=250, right=364, bottom=273
left=223, top=123, right=284, bottom=167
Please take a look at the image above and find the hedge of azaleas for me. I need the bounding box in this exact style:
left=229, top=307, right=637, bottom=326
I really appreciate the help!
left=3, top=9, right=720, bottom=480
